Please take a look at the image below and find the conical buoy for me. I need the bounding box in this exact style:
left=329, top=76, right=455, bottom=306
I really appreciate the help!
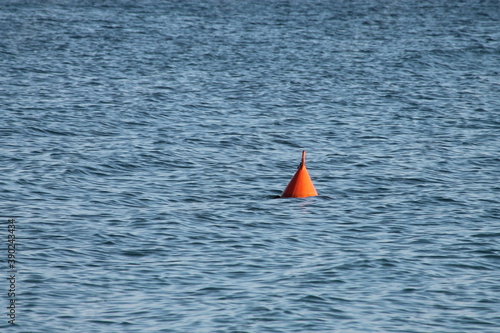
left=280, top=150, right=318, bottom=198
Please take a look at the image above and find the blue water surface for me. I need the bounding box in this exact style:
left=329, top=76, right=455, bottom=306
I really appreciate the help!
left=1, top=0, right=499, bottom=332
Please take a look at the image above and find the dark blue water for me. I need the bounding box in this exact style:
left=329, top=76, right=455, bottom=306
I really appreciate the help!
left=1, top=0, right=499, bottom=331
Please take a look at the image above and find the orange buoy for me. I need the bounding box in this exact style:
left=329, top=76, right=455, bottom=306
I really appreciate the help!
left=280, top=150, right=318, bottom=198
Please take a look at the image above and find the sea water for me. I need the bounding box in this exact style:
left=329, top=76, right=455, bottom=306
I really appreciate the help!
left=1, top=0, right=499, bottom=332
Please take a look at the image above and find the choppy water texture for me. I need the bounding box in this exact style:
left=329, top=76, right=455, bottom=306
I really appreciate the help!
left=1, top=0, right=500, bottom=332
